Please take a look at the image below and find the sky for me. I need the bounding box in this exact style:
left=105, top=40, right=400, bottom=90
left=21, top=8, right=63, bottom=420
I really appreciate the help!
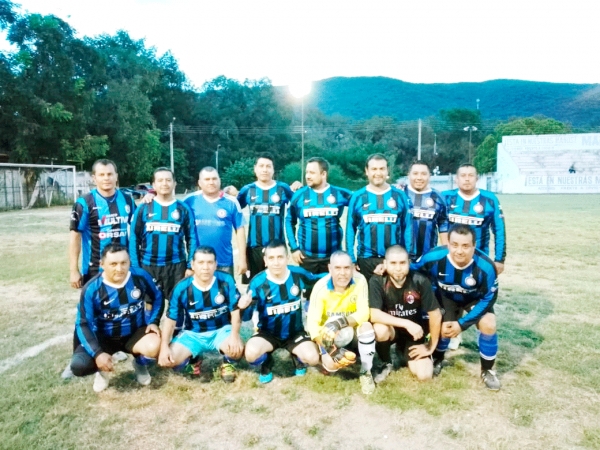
left=4, top=0, right=600, bottom=89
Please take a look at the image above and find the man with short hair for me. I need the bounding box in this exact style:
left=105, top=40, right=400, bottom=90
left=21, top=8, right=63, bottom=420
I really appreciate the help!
left=69, top=244, right=163, bottom=392
left=346, top=153, right=413, bottom=281
left=412, top=224, right=501, bottom=390
left=129, top=167, right=198, bottom=309
left=286, top=157, right=353, bottom=275
left=234, top=153, right=294, bottom=283
left=241, top=240, right=323, bottom=383
left=69, top=159, right=136, bottom=288
left=369, top=245, right=441, bottom=382
left=404, top=161, right=449, bottom=260
left=158, top=246, right=244, bottom=383
left=306, top=251, right=377, bottom=395
left=184, top=167, right=247, bottom=276
left=443, top=164, right=506, bottom=274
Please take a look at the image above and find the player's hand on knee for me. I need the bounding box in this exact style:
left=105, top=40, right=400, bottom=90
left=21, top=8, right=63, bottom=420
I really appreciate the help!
left=406, top=322, right=424, bottom=341
left=320, top=317, right=350, bottom=348
left=408, top=344, right=431, bottom=359
left=158, top=347, right=175, bottom=368
left=225, top=335, right=244, bottom=359
left=442, top=321, right=461, bottom=338
left=95, top=352, right=114, bottom=372
left=292, top=250, right=305, bottom=264
left=145, top=324, right=160, bottom=336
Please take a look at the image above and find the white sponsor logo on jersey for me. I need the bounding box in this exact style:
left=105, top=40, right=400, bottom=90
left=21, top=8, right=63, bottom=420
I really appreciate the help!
left=303, top=207, right=338, bottom=218
left=364, top=213, right=398, bottom=223
left=448, top=214, right=484, bottom=226
left=266, top=299, right=301, bottom=316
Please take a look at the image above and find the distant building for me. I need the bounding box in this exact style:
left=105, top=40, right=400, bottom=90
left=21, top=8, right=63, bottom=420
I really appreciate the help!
left=495, top=133, right=600, bottom=194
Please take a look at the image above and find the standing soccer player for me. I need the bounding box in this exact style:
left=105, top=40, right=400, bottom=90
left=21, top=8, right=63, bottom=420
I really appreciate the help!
left=70, top=244, right=162, bottom=392
left=158, top=246, right=244, bottom=382
left=69, top=159, right=136, bottom=287
left=129, top=167, right=198, bottom=309
left=286, top=157, right=353, bottom=275
left=404, top=161, right=449, bottom=260
left=184, top=167, right=247, bottom=276
left=235, top=153, right=294, bottom=282
left=443, top=164, right=506, bottom=274
left=346, top=154, right=413, bottom=281
left=369, top=245, right=442, bottom=382
left=412, top=224, right=501, bottom=390
left=242, top=240, right=323, bottom=383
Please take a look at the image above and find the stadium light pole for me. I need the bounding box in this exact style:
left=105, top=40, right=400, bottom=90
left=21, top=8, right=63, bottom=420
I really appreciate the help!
left=170, top=117, right=176, bottom=173
left=464, top=126, right=478, bottom=163
left=289, top=82, right=312, bottom=184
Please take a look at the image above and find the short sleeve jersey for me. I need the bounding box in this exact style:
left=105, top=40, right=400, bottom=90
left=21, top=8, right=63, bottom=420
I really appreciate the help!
left=368, top=272, right=438, bottom=328
left=70, top=189, right=136, bottom=275
left=129, top=199, right=198, bottom=268
left=404, top=186, right=449, bottom=259
left=237, top=181, right=293, bottom=248
left=168, top=271, right=240, bottom=333
left=442, top=189, right=506, bottom=263
left=183, top=191, right=245, bottom=267
left=243, top=266, right=324, bottom=340
left=286, top=184, right=352, bottom=258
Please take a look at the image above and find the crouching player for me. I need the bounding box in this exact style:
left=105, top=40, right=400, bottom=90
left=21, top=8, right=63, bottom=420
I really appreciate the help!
left=413, top=224, right=501, bottom=390
left=306, top=251, right=377, bottom=395
left=241, top=240, right=323, bottom=383
left=158, top=246, right=244, bottom=382
left=369, top=245, right=441, bottom=382
left=70, top=244, right=163, bottom=392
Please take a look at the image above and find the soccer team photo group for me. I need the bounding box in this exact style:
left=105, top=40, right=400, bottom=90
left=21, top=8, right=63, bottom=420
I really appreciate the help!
left=65, top=153, right=506, bottom=396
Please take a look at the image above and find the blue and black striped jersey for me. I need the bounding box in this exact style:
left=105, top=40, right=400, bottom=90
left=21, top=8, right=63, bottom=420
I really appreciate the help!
left=238, top=181, right=293, bottom=248
left=168, top=271, right=240, bottom=333
left=70, top=189, right=136, bottom=275
left=75, top=267, right=163, bottom=358
left=442, top=189, right=506, bottom=263
left=346, top=186, right=413, bottom=261
left=412, top=246, right=498, bottom=330
left=404, top=186, right=449, bottom=259
left=129, top=199, right=198, bottom=268
left=243, top=266, right=324, bottom=340
left=285, top=185, right=352, bottom=258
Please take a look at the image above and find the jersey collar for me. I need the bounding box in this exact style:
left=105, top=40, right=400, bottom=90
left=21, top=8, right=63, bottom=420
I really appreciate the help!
left=193, top=276, right=216, bottom=291
left=407, top=185, right=432, bottom=195
left=102, top=271, right=131, bottom=289
left=326, top=275, right=355, bottom=291
left=266, top=268, right=290, bottom=285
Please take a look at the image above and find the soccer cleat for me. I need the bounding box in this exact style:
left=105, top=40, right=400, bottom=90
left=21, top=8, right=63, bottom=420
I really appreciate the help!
left=294, top=367, right=308, bottom=377
left=259, top=372, right=273, bottom=384
left=220, top=363, right=237, bottom=383
left=132, top=359, right=151, bottom=386
left=374, top=363, right=393, bottom=384
left=183, top=360, right=202, bottom=377
left=93, top=371, right=110, bottom=393
left=112, top=351, right=128, bottom=363
left=359, top=371, right=376, bottom=395
left=433, top=359, right=444, bottom=377
left=61, top=362, right=74, bottom=380
left=481, top=370, right=501, bottom=391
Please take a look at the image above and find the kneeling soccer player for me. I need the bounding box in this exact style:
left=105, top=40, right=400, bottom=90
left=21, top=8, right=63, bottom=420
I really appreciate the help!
left=70, top=244, right=163, bottom=393
left=158, top=246, right=244, bottom=382
left=369, top=245, right=441, bottom=382
left=241, top=240, right=323, bottom=383
left=306, top=251, right=377, bottom=395
left=412, top=224, right=501, bottom=390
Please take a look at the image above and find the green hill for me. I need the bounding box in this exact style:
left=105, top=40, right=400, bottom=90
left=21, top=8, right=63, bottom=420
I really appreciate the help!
left=307, top=77, right=600, bottom=126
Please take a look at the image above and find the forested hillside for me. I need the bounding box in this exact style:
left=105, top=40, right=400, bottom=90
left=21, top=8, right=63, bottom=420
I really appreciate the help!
left=309, top=77, right=600, bottom=126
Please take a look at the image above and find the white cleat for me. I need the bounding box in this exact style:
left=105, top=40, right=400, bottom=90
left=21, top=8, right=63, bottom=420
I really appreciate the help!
left=93, top=371, right=110, bottom=393
left=112, top=351, right=128, bottom=363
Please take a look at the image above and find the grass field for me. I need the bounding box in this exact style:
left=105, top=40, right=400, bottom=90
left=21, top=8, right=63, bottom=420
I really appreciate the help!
left=0, top=195, right=599, bottom=450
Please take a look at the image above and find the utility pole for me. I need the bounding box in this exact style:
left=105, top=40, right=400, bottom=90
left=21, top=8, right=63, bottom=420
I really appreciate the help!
left=417, top=119, right=422, bottom=160
left=169, top=117, right=176, bottom=173
left=463, top=126, right=478, bottom=163
left=216, top=145, right=221, bottom=172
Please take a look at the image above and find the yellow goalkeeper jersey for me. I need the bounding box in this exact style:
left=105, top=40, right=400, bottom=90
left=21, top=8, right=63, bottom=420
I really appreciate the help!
left=306, top=273, right=369, bottom=340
